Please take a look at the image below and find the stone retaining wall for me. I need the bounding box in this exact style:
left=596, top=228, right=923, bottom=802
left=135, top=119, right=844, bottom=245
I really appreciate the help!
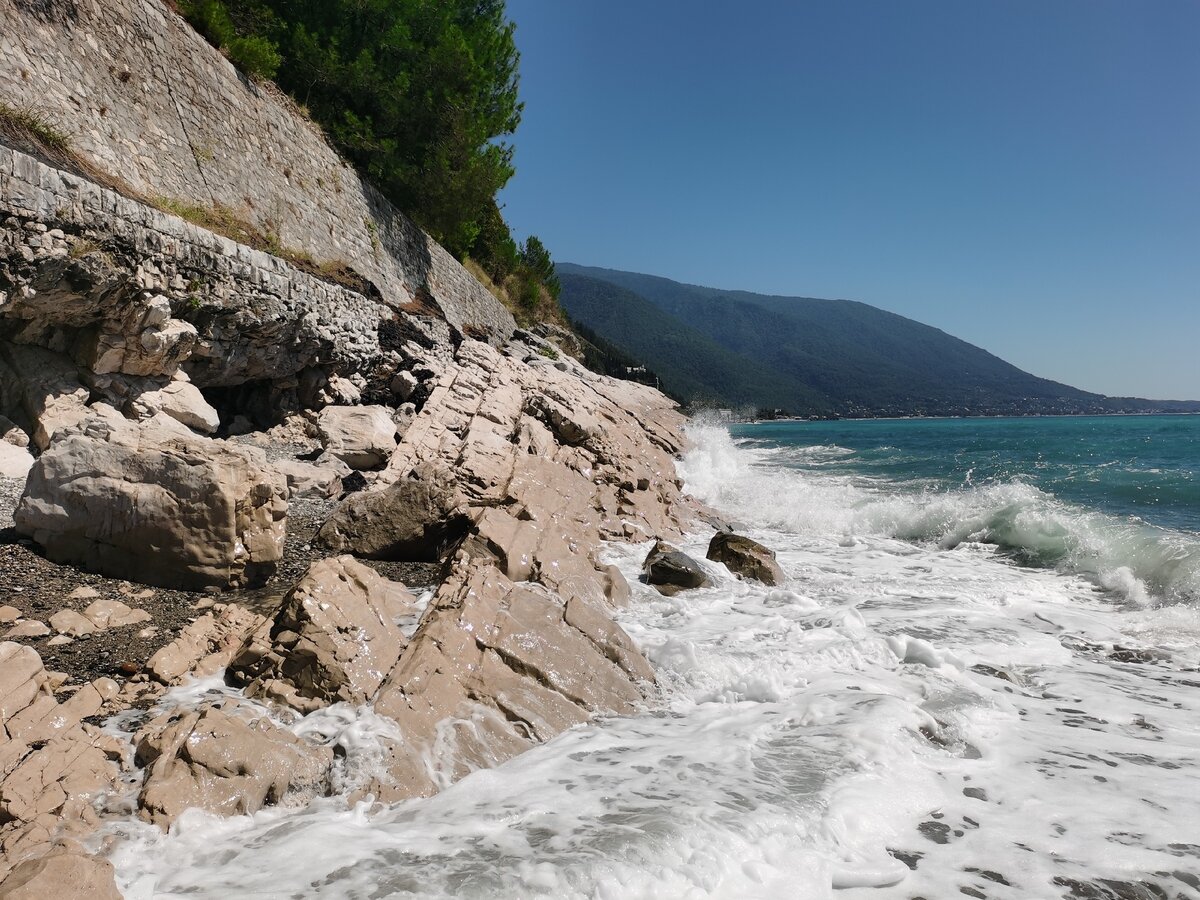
left=0, top=0, right=513, bottom=343
left=0, top=144, right=437, bottom=391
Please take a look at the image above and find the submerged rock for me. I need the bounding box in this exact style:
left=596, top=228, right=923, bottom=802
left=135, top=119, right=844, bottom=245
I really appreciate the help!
left=14, top=415, right=288, bottom=590
left=706, top=532, right=785, bottom=585
left=643, top=540, right=711, bottom=592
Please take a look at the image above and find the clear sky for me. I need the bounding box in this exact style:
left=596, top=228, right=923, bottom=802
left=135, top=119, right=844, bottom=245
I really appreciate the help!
left=499, top=1, right=1200, bottom=400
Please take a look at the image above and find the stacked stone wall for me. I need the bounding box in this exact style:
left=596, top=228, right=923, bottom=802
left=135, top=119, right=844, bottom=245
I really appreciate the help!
left=0, top=0, right=513, bottom=342
left=0, top=144, right=431, bottom=388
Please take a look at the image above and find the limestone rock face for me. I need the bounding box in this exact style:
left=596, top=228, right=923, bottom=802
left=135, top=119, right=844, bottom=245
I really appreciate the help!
left=369, top=553, right=653, bottom=801
left=309, top=339, right=690, bottom=799
left=14, top=415, right=288, bottom=590
left=343, top=339, right=691, bottom=553
left=229, top=556, right=417, bottom=712
left=643, top=541, right=711, bottom=592
left=315, top=405, right=398, bottom=470
left=316, top=461, right=466, bottom=559
left=0, top=849, right=122, bottom=900
left=0, top=344, right=90, bottom=452
left=706, top=532, right=785, bottom=585
left=134, top=703, right=332, bottom=829
left=77, top=293, right=198, bottom=378
left=0, top=643, right=124, bottom=882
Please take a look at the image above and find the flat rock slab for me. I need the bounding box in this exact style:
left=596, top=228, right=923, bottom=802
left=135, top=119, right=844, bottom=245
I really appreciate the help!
left=0, top=850, right=122, bottom=900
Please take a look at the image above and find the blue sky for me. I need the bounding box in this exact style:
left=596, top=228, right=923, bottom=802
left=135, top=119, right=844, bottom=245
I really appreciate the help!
left=499, top=1, right=1200, bottom=400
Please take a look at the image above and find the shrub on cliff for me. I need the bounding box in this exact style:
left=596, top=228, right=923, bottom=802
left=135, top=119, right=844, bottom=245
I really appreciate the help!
left=178, top=0, right=280, bottom=79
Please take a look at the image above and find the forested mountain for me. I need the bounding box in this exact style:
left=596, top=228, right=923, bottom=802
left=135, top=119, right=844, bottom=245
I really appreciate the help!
left=558, top=264, right=1200, bottom=417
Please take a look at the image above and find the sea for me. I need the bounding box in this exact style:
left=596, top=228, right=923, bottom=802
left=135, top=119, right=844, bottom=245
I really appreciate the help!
left=104, top=415, right=1200, bottom=899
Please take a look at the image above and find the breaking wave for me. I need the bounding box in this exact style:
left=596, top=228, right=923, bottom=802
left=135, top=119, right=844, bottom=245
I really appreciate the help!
left=681, top=424, right=1200, bottom=606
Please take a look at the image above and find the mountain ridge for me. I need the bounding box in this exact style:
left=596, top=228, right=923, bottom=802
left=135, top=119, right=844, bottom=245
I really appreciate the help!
left=557, top=263, right=1199, bottom=417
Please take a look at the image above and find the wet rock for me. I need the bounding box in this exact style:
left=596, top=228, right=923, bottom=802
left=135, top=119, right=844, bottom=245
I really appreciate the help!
left=146, top=603, right=268, bottom=684
left=14, top=414, right=288, bottom=590
left=314, top=405, right=398, bottom=470
left=316, top=461, right=466, bottom=560
left=643, top=541, right=711, bottom=592
left=135, top=703, right=332, bottom=828
left=0, top=644, right=124, bottom=879
left=368, top=553, right=653, bottom=801
left=0, top=849, right=122, bottom=900
left=706, top=532, right=785, bottom=585
left=229, top=556, right=417, bottom=712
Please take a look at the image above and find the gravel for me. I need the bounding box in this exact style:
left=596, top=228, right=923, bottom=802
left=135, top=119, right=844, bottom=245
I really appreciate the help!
left=0, top=474, right=439, bottom=690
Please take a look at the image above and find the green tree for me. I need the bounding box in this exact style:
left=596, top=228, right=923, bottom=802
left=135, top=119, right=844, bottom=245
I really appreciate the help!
left=519, top=235, right=559, bottom=298
left=263, top=0, right=522, bottom=256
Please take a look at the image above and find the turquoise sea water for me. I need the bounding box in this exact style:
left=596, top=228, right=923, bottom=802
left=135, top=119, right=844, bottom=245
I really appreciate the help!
left=734, top=415, right=1200, bottom=603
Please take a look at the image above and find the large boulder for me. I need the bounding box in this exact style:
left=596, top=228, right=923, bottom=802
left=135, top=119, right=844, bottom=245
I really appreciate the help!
left=229, top=556, right=417, bottom=712
left=643, top=540, right=711, bottom=592
left=14, top=415, right=288, bottom=590
left=314, top=405, right=398, bottom=470
left=316, top=461, right=466, bottom=560
left=134, top=703, right=332, bottom=829
left=706, top=532, right=785, bottom=585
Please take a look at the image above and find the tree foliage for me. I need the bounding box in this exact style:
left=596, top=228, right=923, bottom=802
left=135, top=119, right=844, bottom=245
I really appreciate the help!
left=178, top=0, right=280, bottom=79
left=180, top=0, right=523, bottom=259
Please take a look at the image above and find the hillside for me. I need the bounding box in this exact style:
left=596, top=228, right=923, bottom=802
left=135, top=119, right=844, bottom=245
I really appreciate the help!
left=559, top=265, right=1200, bottom=417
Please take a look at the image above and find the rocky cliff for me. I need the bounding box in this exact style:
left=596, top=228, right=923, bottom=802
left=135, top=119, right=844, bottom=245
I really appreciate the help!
left=0, top=2, right=719, bottom=894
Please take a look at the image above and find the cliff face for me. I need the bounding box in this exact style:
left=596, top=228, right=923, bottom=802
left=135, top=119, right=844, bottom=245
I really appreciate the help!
left=0, top=0, right=513, bottom=343
left=0, top=3, right=710, bottom=895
